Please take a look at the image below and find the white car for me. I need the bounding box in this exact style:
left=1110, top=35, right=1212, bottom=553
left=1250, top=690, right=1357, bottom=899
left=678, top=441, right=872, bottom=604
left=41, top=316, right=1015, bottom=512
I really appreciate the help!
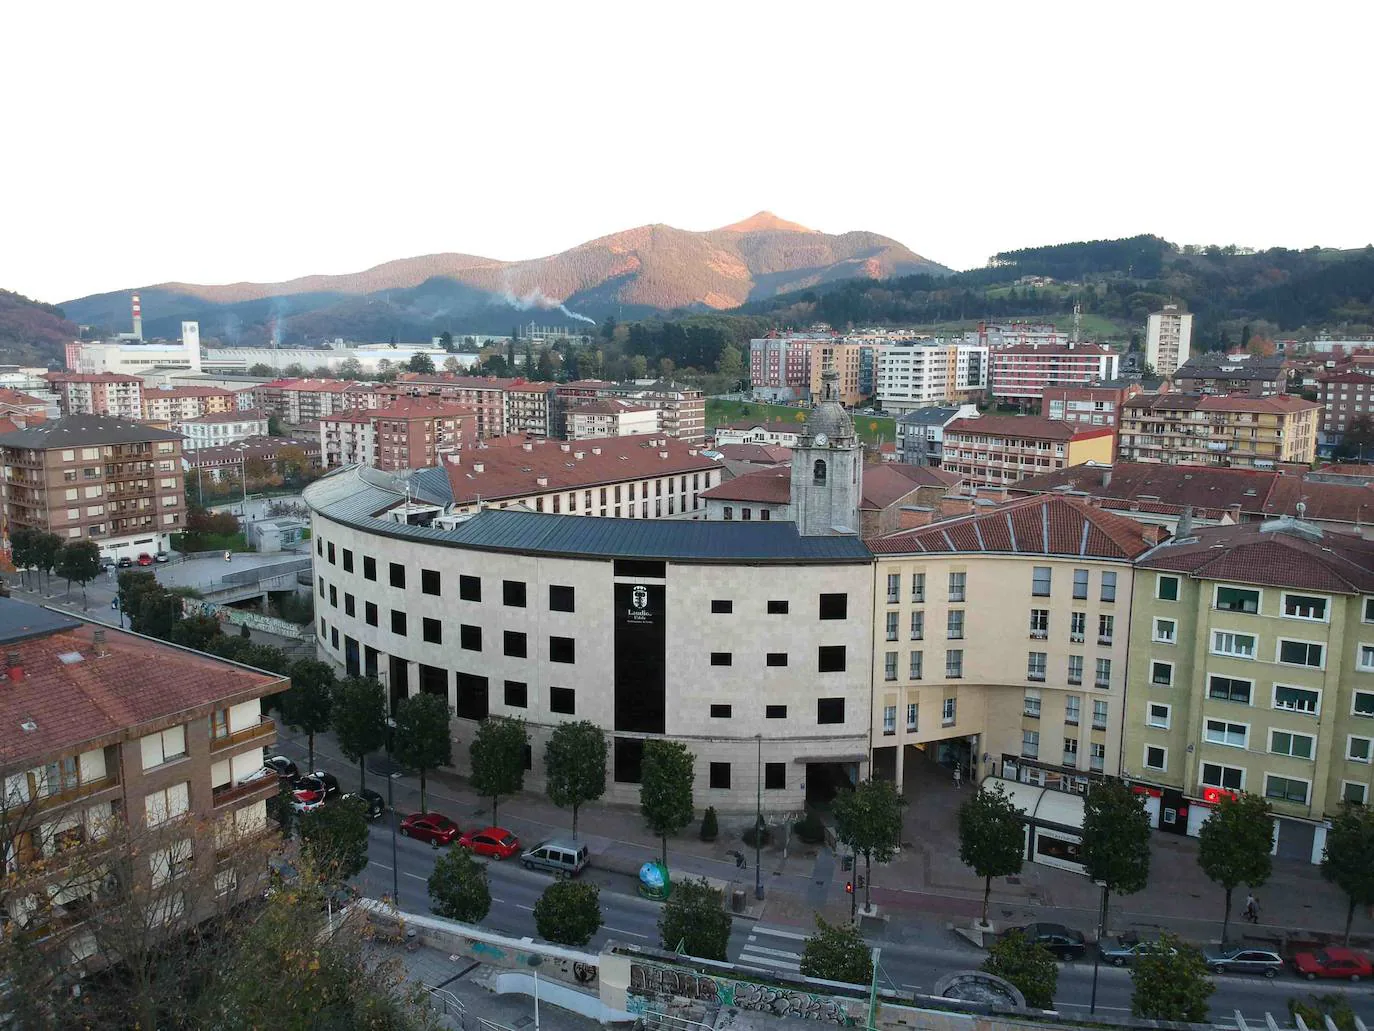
left=289, top=795, right=325, bottom=815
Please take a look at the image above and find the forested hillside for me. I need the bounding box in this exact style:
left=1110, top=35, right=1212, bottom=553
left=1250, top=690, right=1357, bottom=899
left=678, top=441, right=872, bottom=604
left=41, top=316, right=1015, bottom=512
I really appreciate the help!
left=0, top=289, right=78, bottom=366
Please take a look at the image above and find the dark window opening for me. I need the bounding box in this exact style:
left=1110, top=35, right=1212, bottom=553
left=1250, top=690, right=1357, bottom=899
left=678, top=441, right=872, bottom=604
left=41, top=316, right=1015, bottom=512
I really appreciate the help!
left=550, top=636, right=576, bottom=664
left=766, top=705, right=787, bottom=719
left=460, top=624, right=481, bottom=651
left=819, top=593, right=848, bottom=620
left=765, top=762, right=785, bottom=790
left=504, top=630, right=527, bottom=658
left=817, top=697, right=845, bottom=724
left=614, top=737, right=644, bottom=783
left=455, top=672, right=488, bottom=721
left=422, top=569, right=441, bottom=595
left=550, top=687, right=576, bottom=714
left=711, top=599, right=733, bottom=614
left=614, top=559, right=665, bottom=579
left=767, top=600, right=788, bottom=614
left=363, top=556, right=377, bottom=581
left=710, top=704, right=732, bottom=718
left=549, top=585, right=575, bottom=612
left=503, top=580, right=527, bottom=607
left=710, top=652, right=732, bottom=666
left=390, top=610, right=407, bottom=636
left=818, top=645, right=847, bottom=672
left=504, top=680, right=528, bottom=708
left=389, top=562, right=406, bottom=589
left=459, top=575, right=481, bottom=602
left=342, top=549, right=353, bottom=573
left=766, top=653, right=788, bottom=667
left=365, top=602, right=378, bottom=627
left=419, top=663, right=447, bottom=699
left=710, top=762, right=731, bottom=789
left=422, top=617, right=442, bottom=644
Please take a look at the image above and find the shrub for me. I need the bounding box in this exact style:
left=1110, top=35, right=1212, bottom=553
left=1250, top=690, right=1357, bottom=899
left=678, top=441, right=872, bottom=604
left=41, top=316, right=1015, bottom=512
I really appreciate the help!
left=742, top=823, right=771, bottom=848
left=700, top=806, right=718, bottom=842
left=795, top=812, right=826, bottom=844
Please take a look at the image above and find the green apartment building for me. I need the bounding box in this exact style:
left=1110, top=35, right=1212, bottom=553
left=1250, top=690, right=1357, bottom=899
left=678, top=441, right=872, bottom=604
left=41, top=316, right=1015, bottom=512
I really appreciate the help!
left=1123, top=517, right=1374, bottom=864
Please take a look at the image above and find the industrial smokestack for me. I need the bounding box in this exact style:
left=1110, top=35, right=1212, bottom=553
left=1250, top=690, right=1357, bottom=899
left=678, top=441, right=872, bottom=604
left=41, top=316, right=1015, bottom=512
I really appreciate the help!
left=132, top=293, right=143, bottom=341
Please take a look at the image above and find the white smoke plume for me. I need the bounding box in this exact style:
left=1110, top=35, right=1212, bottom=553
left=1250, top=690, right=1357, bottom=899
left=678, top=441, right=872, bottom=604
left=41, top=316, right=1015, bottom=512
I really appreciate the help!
left=501, top=286, right=596, bottom=325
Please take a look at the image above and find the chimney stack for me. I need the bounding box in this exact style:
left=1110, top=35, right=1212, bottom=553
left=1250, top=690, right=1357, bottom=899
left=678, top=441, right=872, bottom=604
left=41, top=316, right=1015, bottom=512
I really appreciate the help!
left=93, top=628, right=108, bottom=657
left=131, top=294, right=143, bottom=341
left=7, top=651, right=23, bottom=683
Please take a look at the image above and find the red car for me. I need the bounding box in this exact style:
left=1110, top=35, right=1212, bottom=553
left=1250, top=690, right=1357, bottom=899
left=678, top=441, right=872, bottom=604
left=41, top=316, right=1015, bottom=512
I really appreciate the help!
left=457, top=827, right=520, bottom=859
left=399, top=812, right=460, bottom=847
left=137, top=553, right=154, bottom=566
left=1292, top=947, right=1373, bottom=981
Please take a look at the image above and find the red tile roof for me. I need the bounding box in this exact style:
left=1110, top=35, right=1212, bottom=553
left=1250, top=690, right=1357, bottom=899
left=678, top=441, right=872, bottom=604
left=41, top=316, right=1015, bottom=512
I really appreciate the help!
left=1123, top=393, right=1321, bottom=415
left=0, top=389, right=46, bottom=407
left=45, top=372, right=142, bottom=384
left=713, top=444, right=792, bottom=465
left=1318, top=371, right=1374, bottom=384
left=700, top=462, right=960, bottom=509
left=182, top=409, right=269, bottom=424
left=869, top=494, right=1158, bottom=559
left=1137, top=520, right=1374, bottom=593
left=700, top=467, right=791, bottom=504
left=946, top=415, right=1112, bottom=441
left=259, top=378, right=357, bottom=393
left=144, top=385, right=237, bottom=399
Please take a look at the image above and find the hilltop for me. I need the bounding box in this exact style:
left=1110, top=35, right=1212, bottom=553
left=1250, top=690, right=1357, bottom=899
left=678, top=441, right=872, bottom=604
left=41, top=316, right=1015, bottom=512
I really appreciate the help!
left=0, top=290, right=79, bottom=366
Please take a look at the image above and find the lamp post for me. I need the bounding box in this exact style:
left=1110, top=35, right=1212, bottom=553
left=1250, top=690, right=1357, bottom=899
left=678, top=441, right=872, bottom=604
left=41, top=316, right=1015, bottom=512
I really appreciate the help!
left=754, top=734, right=764, bottom=900
left=526, top=955, right=543, bottom=1031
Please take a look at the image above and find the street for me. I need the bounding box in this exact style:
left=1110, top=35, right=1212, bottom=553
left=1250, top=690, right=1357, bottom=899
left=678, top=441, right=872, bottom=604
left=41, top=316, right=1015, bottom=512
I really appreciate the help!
left=279, top=734, right=1374, bottom=1025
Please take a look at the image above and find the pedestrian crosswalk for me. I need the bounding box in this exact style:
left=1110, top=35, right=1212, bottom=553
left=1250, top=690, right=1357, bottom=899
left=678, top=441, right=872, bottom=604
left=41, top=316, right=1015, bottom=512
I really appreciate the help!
left=737, top=925, right=809, bottom=973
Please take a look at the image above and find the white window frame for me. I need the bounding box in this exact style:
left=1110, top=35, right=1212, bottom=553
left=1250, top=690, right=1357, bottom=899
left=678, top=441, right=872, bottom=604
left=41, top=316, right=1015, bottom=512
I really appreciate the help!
left=1204, top=718, right=1250, bottom=749
left=1147, top=702, right=1171, bottom=729
left=1156, top=574, right=1181, bottom=601
left=1263, top=772, right=1311, bottom=806
left=1211, top=630, right=1257, bottom=659
left=1268, top=728, right=1316, bottom=760
left=1276, top=637, right=1325, bottom=670
left=1150, top=659, right=1174, bottom=687
left=1152, top=618, right=1177, bottom=644
left=1143, top=744, right=1168, bottom=771
left=1213, top=583, right=1262, bottom=615
left=1199, top=761, right=1246, bottom=791
left=1355, top=691, right=1374, bottom=719
left=1341, top=781, right=1368, bottom=805
left=1272, top=683, right=1321, bottom=716
left=1359, top=643, right=1374, bottom=673
left=1347, top=735, right=1372, bottom=763
left=1364, top=598, right=1374, bottom=623
left=1281, top=592, right=1330, bottom=623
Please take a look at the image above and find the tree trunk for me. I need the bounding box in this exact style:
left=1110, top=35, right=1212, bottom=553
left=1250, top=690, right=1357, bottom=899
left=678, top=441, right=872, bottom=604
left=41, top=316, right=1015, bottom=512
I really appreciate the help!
left=982, top=874, right=992, bottom=926
left=572, top=804, right=579, bottom=840
left=864, top=853, right=873, bottom=911
left=359, top=757, right=367, bottom=793
left=1221, top=886, right=1233, bottom=945
left=661, top=834, right=667, bottom=868
left=1101, top=883, right=1110, bottom=939
left=1346, top=898, right=1356, bottom=945
left=307, top=732, right=315, bottom=772
left=492, top=796, right=499, bottom=827
left=419, top=768, right=428, bottom=812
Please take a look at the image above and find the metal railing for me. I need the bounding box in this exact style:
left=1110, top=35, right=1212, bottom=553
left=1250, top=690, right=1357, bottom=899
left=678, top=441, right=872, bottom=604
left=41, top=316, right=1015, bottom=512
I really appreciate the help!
left=210, top=716, right=276, bottom=753
left=422, top=984, right=466, bottom=1019
left=212, top=776, right=276, bottom=809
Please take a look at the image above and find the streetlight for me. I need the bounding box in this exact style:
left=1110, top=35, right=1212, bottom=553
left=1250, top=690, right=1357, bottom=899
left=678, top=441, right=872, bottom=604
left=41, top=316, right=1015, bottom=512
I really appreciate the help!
left=525, top=954, right=543, bottom=1031
left=754, top=734, right=764, bottom=900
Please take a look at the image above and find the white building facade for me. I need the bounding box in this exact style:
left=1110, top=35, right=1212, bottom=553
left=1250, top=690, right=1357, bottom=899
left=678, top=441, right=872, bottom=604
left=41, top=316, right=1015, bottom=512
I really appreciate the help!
left=875, top=341, right=988, bottom=414
left=1145, top=306, right=1193, bottom=377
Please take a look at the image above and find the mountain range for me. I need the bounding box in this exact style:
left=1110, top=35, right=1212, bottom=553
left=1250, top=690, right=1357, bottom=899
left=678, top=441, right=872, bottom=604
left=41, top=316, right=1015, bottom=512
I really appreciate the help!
left=57, top=213, right=948, bottom=344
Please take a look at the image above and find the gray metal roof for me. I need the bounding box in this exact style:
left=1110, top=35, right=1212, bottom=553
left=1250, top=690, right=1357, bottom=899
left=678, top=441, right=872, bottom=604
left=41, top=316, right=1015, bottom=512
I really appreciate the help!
left=0, top=598, right=81, bottom=644
left=896, top=407, right=961, bottom=426
left=305, top=466, right=872, bottom=564
left=0, top=414, right=183, bottom=448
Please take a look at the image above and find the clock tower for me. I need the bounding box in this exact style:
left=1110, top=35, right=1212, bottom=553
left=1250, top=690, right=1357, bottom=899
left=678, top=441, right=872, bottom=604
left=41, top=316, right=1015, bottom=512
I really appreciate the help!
left=790, top=363, right=862, bottom=536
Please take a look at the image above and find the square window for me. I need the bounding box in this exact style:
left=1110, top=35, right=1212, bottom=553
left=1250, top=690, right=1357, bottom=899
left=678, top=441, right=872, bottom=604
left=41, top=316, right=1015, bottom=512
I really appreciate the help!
left=549, top=585, right=575, bottom=612
left=422, top=569, right=441, bottom=596
left=342, top=549, right=353, bottom=573
left=709, top=762, right=731, bottom=790
left=1144, top=745, right=1167, bottom=770
left=365, top=602, right=378, bottom=627
left=550, top=636, right=575, bottom=664
left=766, top=653, right=787, bottom=667
left=1201, top=762, right=1244, bottom=791
left=504, top=630, right=527, bottom=657
left=1153, top=618, right=1176, bottom=644
left=422, top=618, right=442, bottom=644
left=460, top=575, right=481, bottom=602
left=363, top=556, right=377, bottom=581
left=817, top=698, right=845, bottom=724
left=1343, top=782, right=1367, bottom=805
left=711, top=599, right=733, bottom=614
left=1274, top=685, right=1319, bottom=714
left=1208, top=675, right=1252, bottom=704
left=710, top=652, right=732, bottom=666
left=1270, top=730, right=1314, bottom=759
left=1147, top=702, right=1170, bottom=729
left=504, top=681, right=528, bottom=708
left=710, top=704, right=732, bottom=718
left=819, top=593, right=848, bottom=620
left=503, top=580, right=527, bottom=607
left=764, top=762, right=785, bottom=790
left=390, top=610, right=406, bottom=636
left=459, top=624, right=482, bottom=651
left=1157, top=574, right=1179, bottom=601
left=1284, top=593, right=1327, bottom=620
left=767, top=600, right=789, bottom=614
left=1264, top=774, right=1308, bottom=805
left=766, top=705, right=788, bottom=719
left=817, top=645, right=846, bottom=672
left=1356, top=692, right=1374, bottom=717
left=1212, top=631, right=1256, bottom=658
left=1151, top=661, right=1173, bottom=686
left=1216, top=585, right=1260, bottom=614
left=550, top=687, right=576, bottom=714
left=1205, top=719, right=1248, bottom=748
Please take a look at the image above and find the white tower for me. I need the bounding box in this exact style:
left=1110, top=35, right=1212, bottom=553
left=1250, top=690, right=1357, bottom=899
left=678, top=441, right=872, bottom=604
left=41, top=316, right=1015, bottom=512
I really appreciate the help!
left=181, top=322, right=202, bottom=372
left=790, top=363, right=862, bottom=536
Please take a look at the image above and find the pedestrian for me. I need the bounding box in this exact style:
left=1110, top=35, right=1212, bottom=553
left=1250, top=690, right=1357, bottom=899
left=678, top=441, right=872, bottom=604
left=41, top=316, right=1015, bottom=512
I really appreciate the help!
left=953, top=764, right=962, bottom=789
left=1244, top=893, right=1259, bottom=923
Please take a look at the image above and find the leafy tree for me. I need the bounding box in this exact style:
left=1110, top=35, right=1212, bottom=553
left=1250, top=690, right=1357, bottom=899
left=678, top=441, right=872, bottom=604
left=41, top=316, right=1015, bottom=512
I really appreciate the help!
left=1322, top=802, right=1374, bottom=943
left=8, top=527, right=37, bottom=587
left=1080, top=779, right=1151, bottom=940
left=957, top=781, right=1025, bottom=925
left=544, top=720, right=607, bottom=837
left=31, top=531, right=63, bottom=591
left=640, top=739, right=695, bottom=866
left=267, top=414, right=284, bottom=437
left=393, top=692, right=452, bottom=811
left=1129, top=933, right=1214, bottom=1022
left=600, top=315, right=616, bottom=341
left=982, top=930, right=1057, bottom=1009
left=299, top=795, right=370, bottom=882
left=629, top=354, right=648, bottom=379
left=715, top=343, right=744, bottom=383
left=659, top=877, right=729, bottom=960
left=332, top=675, right=389, bottom=792
left=1289, top=993, right=1359, bottom=1031
left=537, top=349, right=556, bottom=381
left=428, top=846, right=491, bottom=923
left=800, top=916, right=872, bottom=984
left=56, top=539, right=101, bottom=606
left=408, top=352, right=435, bottom=373
left=269, top=776, right=297, bottom=838
left=443, top=356, right=461, bottom=373
left=248, top=362, right=274, bottom=376
left=439, top=330, right=454, bottom=351
left=533, top=880, right=602, bottom=946
left=282, top=362, right=307, bottom=377
left=168, top=613, right=223, bottom=652
left=832, top=778, right=907, bottom=912
left=281, top=659, right=336, bottom=770
left=1198, top=792, right=1273, bottom=943
left=468, top=716, right=528, bottom=826
left=337, top=356, right=363, bottom=378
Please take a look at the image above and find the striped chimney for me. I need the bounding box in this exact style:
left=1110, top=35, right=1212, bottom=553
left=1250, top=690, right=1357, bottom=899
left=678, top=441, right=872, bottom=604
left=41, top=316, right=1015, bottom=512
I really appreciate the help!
left=131, top=293, right=143, bottom=340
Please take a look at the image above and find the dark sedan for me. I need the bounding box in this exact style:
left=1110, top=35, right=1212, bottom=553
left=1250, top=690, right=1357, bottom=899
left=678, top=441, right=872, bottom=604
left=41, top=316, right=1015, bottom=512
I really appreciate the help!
left=262, top=755, right=299, bottom=780
left=997, top=922, right=1086, bottom=960
left=341, top=788, right=386, bottom=820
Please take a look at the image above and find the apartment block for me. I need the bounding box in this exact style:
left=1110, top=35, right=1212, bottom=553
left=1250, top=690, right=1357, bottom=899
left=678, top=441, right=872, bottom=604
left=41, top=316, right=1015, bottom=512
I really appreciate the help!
left=876, top=341, right=988, bottom=414
left=1118, top=393, right=1320, bottom=469
left=566, top=400, right=660, bottom=440
left=1318, top=370, right=1374, bottom=449
left=0, top=415, right=186, bottom=560
left=252, top=378, right=371, bottom=426
left=807, top=341, right=866, bottom=407
left=553, top=380, right=705, bottom=444
left=504, top=382, right=556, bottom=437
left=319, top=397, right=477, bottom=471
left=894, top=404, right=979, bottom=466
left=1145, top=305, right=1194, bottom=377
left=141, top=385, right=238, bottom=427
left=748, top=334, right=828, bottom=402
left=0, top=599, right=285, bottom=961
left=989, top=344, right=1119, bottom=406
left=942, top=415, right=1114, bottom=487
left=1042, top=381, right=1145, bottom=432
left=1172, top=353, right=1288, bottom=397
left=1124, top=519, right=1374, bottom=863
left=44, top=373, right=144, bottom=420
left=387, top=374, right=510, bottom=438
left=181, top=410, right=271, bottom=451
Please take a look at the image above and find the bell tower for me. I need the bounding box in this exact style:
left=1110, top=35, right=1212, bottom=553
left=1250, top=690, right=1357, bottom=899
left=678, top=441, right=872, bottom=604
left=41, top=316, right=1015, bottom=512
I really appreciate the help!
left=791, top=361, right=862, bottom=536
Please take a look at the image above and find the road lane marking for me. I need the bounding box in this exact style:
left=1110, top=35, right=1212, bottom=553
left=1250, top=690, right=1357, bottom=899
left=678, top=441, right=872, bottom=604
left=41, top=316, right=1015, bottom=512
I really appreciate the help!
left=744, top=945, right=805, bottom=961
left=604, top=926, right=649, bottom=939
left=748, top=926, right=809, bottom=942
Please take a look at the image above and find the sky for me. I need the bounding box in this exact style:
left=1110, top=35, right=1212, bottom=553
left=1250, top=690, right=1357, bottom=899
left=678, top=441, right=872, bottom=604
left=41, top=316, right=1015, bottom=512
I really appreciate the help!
left=5, top=1, right=1372, bottom=304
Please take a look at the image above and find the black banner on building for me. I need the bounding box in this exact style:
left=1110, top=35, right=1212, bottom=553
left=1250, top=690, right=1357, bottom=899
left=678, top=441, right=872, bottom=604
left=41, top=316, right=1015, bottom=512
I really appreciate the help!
left=614, top=582, right=666, bottom=734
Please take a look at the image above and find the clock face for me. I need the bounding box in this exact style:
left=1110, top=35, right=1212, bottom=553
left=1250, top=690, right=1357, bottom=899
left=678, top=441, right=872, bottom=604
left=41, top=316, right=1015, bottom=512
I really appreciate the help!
left=814, top=433, right=829, bottom=447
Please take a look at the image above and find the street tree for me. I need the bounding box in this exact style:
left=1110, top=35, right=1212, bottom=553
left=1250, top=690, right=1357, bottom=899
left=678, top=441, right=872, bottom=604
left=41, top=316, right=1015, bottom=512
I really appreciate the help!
left=533, top=880, right=602, bottom=946
left=56, top=539, right=102, bottom=607
left=1322, top=802, right=1374, bottom=943
left=982, top=930, right=1057, bottom=1010
left=659, top=877, right=729, bottom=960
left=1129, top=934, right=1214, bottom=1022
left=640, top=739, right=695, bottom=866
left=32, top=531, right=64, bottom=591
left=332, top=675, right=389, bottom=791
left=9, top=527, right=37, bottom=587
left=1080, top=779, right=1151, bottom=939
left=800, top=917, right=873, bottom=985
left=281, top=658, right=336, bottom=769
left=394, top=692, right=453, bottom=811
left=1198, top=792, right=1273, bottom=943
left=957, top=781, right=1025, bottom=926
left=169, top=613, right=223, bottom=651
left=468, top=716, right=528, bottom=826
left=408, top=352, right=435, bottom=373
left=832, top=778, right=907, bottom=912
left=428, top=847, right=491, bottom=923
left=544, top=720, right=607, bottom=837
left=299, top=795, right=371, bottom=882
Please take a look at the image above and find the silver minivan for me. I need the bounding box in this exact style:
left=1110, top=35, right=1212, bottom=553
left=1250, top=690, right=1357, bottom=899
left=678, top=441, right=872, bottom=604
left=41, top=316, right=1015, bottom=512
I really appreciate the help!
left=520, top=839, right=589, bottom=878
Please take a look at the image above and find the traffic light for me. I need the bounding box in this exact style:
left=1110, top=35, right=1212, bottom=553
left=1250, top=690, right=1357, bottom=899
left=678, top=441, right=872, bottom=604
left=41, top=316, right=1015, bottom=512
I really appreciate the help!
left=845, top=880, right=854, bottom=895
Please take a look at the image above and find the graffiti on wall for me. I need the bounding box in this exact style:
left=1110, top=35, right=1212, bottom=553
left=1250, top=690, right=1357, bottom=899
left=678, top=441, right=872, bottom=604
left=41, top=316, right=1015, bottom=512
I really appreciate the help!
left=628, top=960, right=855, bottom=1025
left=180, top=598, right=310, bottom=639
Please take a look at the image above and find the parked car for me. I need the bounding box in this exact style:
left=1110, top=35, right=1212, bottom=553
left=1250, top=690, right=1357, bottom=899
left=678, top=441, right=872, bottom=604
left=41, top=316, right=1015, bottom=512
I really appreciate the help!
left=116, top=556, right=134, bottom=569
left=262, top=755, right=299, bottom=780
left=1100, top=934, right=1177, bottom=966
left=1202, top=944, right=1284, bottom=978
left=457, top=827, right=521, bottom=860
left=520, top=838, right=589, bottom=878
left=291, top=772, right=340, bottom=805
left=136, top=553, right=154, bottom=566
left=341, top=788, right=386, bottom=820
left=997, top=922, right=1086, bottom=961
left=290, top=795, right=326, bottom=815
left=399, top=812, right=460, bottom=847
left=1292, top=947, right=1373, bottom=982
left=154, top=551, right=170, bottom=563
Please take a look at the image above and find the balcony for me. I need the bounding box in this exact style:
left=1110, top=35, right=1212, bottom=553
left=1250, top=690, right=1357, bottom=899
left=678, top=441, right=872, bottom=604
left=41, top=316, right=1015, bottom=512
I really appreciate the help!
left=37, top=772, right=121, bottom=813
left=210, top=715, right=276, bottom=754
left=212, top=775, right=277, bottom=810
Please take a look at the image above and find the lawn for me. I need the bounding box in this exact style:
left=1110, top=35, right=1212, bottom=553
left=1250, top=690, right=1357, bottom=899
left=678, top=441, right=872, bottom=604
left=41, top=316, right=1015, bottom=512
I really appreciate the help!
left=706, top=399, right=897, bottom=447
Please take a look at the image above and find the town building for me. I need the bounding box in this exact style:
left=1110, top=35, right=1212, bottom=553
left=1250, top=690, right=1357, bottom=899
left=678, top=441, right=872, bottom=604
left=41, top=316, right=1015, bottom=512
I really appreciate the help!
left=711, top=422, right=801, bottom=448
left=566, top=400, right=660, bottom=440
left=552, top=381, right=705, bottom=444
left=876, top=342, right=988, bottom=413
left=941, top=416, right=1115, bottom=487
left=504, top=382, right=556, bottom=438
left=1117, top=394, right=1320, bottom=469
left=711, top=443, right=793, bottom=481
left=806, top=341, right=866, bottom=407
left=748, top=334, right=830, bottom=402
left=1042, top=381, right=1145, bottom=433
left=0, top=415, right=186, bottom=561
left=319, top=398, right=477, bottom=472
left=894, top=405, right=979, bottom=466
left=989, top=344, right=1120, bottom=407
left=0, top=388, right=52, bottom=423
left=65, top=323, right=203, bottom=376
left=1317, top=370, right=1374, bottom=451
left=1145, top=305, right=1193, bottom=377
left=140, top=385, right=238, bottom=427
left=1171, top=353, right=1288, bottom=397
left=45, top=373, right=144, bottom=420
left=388, top=374, right=511, bottom=438
left=182, top=436, right=321, bottom=483
left=181, top=410, right=271, bottom=451
left=968, top=322, right=1071, bottom=350
left=1123, top=518, right=1374, bottom=863
left=201, top=342, right=477, bottom=376
left=252, top=378, right=372, bottom=426
left=867, top=495, right=1156, bottom=796
left=0, top=599, right=285, bottom=955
